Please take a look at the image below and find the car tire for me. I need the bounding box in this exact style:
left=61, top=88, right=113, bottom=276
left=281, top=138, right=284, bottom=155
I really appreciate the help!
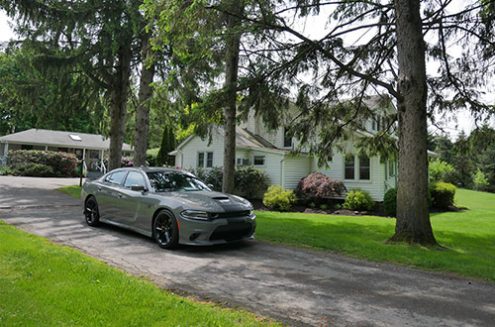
left=84, top=196, right=100, bottom=227
left=153, top=210, right=179, bottom=249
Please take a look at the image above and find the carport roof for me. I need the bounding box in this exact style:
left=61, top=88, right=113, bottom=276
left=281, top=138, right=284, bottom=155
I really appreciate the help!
left=0, top=129, right=133, bottom=151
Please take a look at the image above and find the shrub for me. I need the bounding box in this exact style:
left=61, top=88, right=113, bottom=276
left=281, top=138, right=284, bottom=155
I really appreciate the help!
left=234, top=167, right=269, bottom=199
left=383, top=188, right=397, bottom=217
left=121, top=156, right=134, bottom=167
left=263, top=185, right=296, bottom=211
left=13, top=163, right=54, bottom=177
left=343, top=189, right=374, bottom=211
left=191, top=166, right=269, bottom=199
left=9, top=150, right=77, bottom=177
left=472, top=169, right=489, bottom=191
left=430, top=182, right=456, bottom=209
left=296, top=172, right=346, bottom=203
left=429, top=159, right=455, bottom=183
left=0, top=166, right=12, bottom=176
left=146, top=148, right=159, bottom=166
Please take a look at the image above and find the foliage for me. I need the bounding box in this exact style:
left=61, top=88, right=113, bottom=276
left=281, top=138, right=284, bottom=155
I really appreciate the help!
left=0, top=166, right=12, bottom=176
left=9, top=150, right=77, bottom=177
left=296, top=172, right=347, bottom=203
left=262, top=185, right=296, bottom=212
left=0, top=222, right=278, bottom=326
left=146, top=148, right=160, bottom=166
left=428, top=159, right=455, bottom=183
left=430, top=182, right=456, bottom=210
left=255, top=189, right=495, bottom=281
left=234, top=167, right=269, bottom=199
left=193, top=166, right=269, bottom=199
left=383, top=188, right=397, bottom=217
left=472, top=169, right=489, bottom=191
left=157, top=126, right=176, bottom=166
left=343, top=189, right=374, bottom=211
left=57, top=185, right=82, bottom=199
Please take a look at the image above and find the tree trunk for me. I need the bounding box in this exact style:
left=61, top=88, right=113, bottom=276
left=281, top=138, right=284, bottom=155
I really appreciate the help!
left=108, top=44, right=132, bottom=171
left=133, top=31, right=155, bottom=167
left=389, top=0, right=437, bottom=245
left=222, top=0, right=244, bottom=194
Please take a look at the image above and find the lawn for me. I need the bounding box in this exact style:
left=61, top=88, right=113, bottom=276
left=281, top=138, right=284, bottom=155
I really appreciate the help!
left=58, top=185, right=495, bottom=281
left=57, top=184, right=82, bottom=199
left=256, top=188, right=495, bottom=281
left=0, top=221, right=277, bottom=326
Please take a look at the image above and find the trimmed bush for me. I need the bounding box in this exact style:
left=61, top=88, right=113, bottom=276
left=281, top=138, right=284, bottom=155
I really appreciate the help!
left=192, top=167, right=269, bottom=199
left=296, top=172, right=346, bottom=203
left=0, top=166, right=12, bottom=176
left=263, top=185, right=296, bottom=211
left=430, top=182, right=456, bottom=209
left=9, top=150, right=77, bottom=177
left=343, top=189, right=374, bottom=211
left=383, top=188, right=397, bottom=217
left=234, top=167, right=269, bottom=199
left=13, top=163, right=54, bottom=177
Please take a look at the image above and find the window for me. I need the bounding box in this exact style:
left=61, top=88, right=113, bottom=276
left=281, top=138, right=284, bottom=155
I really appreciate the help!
left=237, top=158, right=250, bottom=166
left=197, top=152, right=204, bottom=168
left=253, top=155, right=265, bottom=166
left=344, top=154, right=355, bottom=180
left=197, top=152, right=213, bottom=168
left=124, top=171, right=146, bottom=189
left=206, top=152, right=213, bottom=168
left=105, top=171, right=127, bottom=185
left=283, top=128, right=293, bottom=148
left=359, top=155, right=370, bottom=180
left=389, top=160, right=395, bottom=177
left=147, top=171, right=209, bottom=192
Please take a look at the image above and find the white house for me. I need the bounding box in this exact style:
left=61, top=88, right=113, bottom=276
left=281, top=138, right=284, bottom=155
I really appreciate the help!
left=170, top=98, right=398, bottom=201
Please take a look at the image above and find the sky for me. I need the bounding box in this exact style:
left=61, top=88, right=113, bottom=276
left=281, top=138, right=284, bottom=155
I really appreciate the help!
left=0, top=7, right=489, bottom=140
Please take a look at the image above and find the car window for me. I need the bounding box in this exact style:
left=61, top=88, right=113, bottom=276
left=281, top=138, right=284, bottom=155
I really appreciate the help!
left=124, top=171, right=146, bottom=189
left=105, top=171, right=127, bottom=185
left=147, top=171, right=210, bottom=192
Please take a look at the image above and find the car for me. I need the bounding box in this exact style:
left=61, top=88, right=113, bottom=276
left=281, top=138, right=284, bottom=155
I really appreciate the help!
left=81, top=167, right=256, bottom=249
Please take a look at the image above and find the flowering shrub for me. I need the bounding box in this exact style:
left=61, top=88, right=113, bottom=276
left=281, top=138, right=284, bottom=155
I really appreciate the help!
left=9, top=150, right=77, bottom=177
left=296, top=172, right=346, bottom=202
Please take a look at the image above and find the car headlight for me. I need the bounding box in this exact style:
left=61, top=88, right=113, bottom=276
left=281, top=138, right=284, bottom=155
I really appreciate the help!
left=180, top=210, right=210, bottom=220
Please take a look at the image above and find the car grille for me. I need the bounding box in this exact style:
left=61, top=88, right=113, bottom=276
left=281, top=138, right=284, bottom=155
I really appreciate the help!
left=210, top=210, right=251, bottom=219
left=209, top=221, right=254, bottom=241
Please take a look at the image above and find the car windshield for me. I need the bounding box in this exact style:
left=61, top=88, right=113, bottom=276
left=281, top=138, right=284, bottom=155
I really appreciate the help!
left=147, top=171, right=210, bottom=192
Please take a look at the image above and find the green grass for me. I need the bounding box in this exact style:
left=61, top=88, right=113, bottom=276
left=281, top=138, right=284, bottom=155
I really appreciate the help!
left=58, top=186, right=495, bottom=281
left=147, top=147, right=160, bottom=157
left=0, top=221, right=277, bottom=326
left=256, top=188, right=495, bottom=281
left=58, top=185, right=82, bottom=199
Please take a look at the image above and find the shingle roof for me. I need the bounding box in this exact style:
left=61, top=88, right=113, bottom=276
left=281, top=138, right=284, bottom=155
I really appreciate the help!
left=0, top=129, right=133, bottom=151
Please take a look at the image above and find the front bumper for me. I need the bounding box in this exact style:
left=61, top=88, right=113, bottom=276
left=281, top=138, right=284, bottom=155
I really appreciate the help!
left=177, top=214, right=256, bottom=246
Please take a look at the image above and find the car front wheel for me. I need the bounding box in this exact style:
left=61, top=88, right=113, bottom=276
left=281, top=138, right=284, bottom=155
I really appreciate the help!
left=84, top=196, right=100, bottom=227
left=153, top=211, right=179, bottom=249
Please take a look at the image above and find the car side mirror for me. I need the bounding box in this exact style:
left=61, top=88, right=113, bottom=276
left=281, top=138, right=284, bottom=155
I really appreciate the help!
left=207, top=184, right=214, bottom=189
left=131, top=185, right=147, bottom=192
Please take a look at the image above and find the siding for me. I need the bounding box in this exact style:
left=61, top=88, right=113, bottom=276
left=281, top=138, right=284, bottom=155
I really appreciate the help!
left=283, top=156, right=311, bottom=189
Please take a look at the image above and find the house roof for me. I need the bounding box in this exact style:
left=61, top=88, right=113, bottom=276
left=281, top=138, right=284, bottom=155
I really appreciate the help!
left=0, top=129, right=133, bottom=151
left=169, top=126, right=282, bottom=155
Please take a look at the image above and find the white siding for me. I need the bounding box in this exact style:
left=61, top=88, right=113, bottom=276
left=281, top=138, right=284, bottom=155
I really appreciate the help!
left=283, top=156, right=311, bottom=189
left=175, top=129, right=225, bottom=170
left=250, top=150, right=283, bottom=186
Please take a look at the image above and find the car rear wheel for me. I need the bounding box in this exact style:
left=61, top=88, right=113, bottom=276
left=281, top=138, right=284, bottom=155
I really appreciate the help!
left=153, top=211, right=179, bottom=249
left=84, top=196, right=100, bottom=227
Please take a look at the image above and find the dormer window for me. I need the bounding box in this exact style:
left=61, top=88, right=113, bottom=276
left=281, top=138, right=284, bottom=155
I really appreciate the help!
left=283, top=128, right=292, bottom=148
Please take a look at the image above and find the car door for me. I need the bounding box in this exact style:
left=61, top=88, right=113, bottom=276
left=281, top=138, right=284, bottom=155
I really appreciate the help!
left=119, top=171, right=149, bottom=227
left=97, top=170, right=128, bottom=220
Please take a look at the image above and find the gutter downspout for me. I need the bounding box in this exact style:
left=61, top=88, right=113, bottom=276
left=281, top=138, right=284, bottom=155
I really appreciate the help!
left=280, top=156, right=285, bottom=188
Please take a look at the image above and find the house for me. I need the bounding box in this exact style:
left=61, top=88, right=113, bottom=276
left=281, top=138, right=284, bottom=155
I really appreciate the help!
left=170, top=97, right=398, bottom=201
left=0, top=129, right=133, bottom=172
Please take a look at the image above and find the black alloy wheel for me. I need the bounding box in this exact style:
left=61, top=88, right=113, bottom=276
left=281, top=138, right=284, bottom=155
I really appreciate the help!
left=153, top=211, right=179, bottom=249
left=84, top=196, right=100, bottom=227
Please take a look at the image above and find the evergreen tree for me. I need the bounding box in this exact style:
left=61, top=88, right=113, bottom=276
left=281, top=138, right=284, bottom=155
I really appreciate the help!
left=156, top=126, right=176, bottom=167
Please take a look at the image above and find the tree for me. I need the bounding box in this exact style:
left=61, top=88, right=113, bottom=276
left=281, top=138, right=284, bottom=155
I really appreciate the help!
left=1, top=1, right=145, bottom=170
left=207, top=1, right=495, bottom=245
left=156, top=126, right=176, bottom=167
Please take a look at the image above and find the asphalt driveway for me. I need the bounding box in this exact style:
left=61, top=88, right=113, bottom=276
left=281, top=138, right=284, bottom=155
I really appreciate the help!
left=1, top=176, right=494, bottom=326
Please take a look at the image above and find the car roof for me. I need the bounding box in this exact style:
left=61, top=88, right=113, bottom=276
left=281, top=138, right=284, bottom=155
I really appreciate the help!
left=111, top=166, right=195, bottom=176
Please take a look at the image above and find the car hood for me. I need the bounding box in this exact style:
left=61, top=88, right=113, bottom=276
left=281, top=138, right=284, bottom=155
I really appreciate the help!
left=156, top=190, right=253, bottom=212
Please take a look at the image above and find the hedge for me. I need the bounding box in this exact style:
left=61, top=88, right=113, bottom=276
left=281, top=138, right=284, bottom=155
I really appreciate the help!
left=9, top=150, right=78, bottom=177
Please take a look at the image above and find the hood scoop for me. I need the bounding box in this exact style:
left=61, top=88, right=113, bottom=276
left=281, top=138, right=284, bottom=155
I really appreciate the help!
left=212, top=196, right=230, bottom=201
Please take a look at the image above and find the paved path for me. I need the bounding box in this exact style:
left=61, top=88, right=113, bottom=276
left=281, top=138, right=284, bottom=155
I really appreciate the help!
left=1, top=176, right=494, bottom=326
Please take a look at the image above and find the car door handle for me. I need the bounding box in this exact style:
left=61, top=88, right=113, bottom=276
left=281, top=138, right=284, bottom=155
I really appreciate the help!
left=97, top=187, right=102, bottom=192
left=118, top=194, right=124, bottom=198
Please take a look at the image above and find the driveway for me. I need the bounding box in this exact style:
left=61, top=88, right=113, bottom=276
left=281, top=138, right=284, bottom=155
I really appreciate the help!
left=1, top=176, right=494, bottom=326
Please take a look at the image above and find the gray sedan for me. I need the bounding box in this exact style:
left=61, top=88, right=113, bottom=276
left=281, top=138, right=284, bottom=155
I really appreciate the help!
left=81, top=167, right=256, bottom=249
